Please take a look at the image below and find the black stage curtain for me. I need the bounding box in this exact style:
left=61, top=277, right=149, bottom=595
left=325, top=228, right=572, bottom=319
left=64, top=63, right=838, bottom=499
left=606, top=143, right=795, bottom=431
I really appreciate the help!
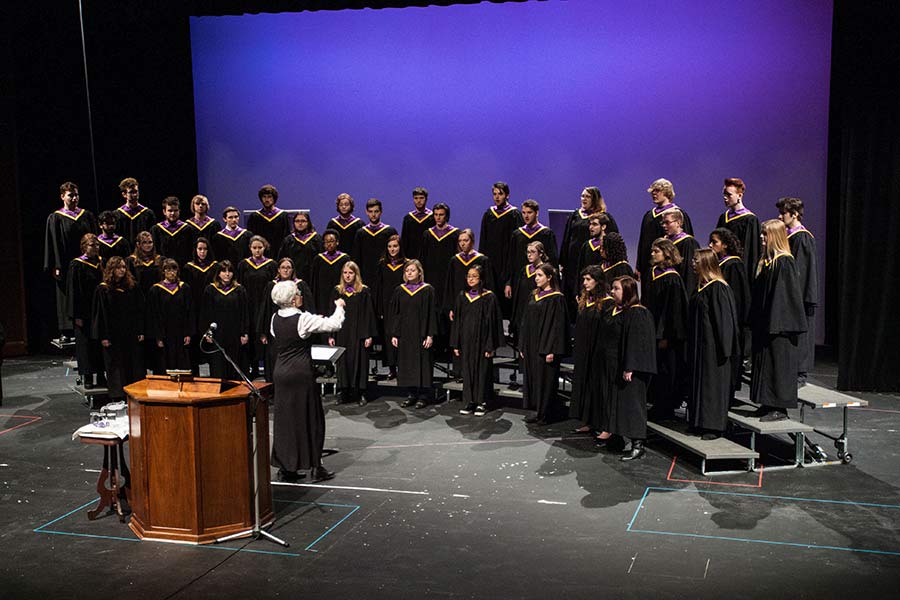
left=828, top=1, right=900, bottom=391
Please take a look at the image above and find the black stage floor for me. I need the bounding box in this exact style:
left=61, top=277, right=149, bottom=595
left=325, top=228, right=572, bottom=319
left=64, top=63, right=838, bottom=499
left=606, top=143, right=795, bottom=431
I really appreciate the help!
left=1, top=354, right=899, bottom=599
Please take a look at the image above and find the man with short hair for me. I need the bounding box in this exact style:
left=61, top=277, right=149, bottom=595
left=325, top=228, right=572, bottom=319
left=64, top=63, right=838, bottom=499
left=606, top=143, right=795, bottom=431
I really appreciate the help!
left=479, top=182, right=524, bottom=314
left=213, top=206, right=253, bottom=266
left=716, top=177, right=761, bottom=283
left=247, top=184, right=291, bottom=258
left=504, top=199, right=558, bottom=300
left=114, top=177, right=155, bottom=245
left=151, top=196, right=193, bottom=266
left=400, top=187, right=435, bottom=260
left=660, top=208, right=700, bottom=294
left=44, top=182, right=98, bottom=336
left=353, top=198, right=397, bottom=284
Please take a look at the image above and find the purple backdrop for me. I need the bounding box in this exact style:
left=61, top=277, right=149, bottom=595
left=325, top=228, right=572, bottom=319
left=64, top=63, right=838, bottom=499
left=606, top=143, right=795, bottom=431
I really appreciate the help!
left=190, top=0, right=832, bottom=339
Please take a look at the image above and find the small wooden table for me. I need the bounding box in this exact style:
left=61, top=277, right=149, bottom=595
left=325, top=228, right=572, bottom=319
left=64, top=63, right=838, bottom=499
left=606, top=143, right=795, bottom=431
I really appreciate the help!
left=79, top=435, right=131, bottom=522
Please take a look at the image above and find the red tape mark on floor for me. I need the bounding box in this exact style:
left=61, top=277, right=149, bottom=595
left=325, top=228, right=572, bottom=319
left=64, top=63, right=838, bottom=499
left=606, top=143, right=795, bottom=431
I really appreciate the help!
left=0, top=414, right=43, bottom=436
left=665, top=455, right=763, bottom=488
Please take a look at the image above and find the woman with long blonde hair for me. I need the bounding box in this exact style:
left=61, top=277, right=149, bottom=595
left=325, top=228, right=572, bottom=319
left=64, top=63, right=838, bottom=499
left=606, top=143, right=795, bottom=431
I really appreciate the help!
left=329, top=261, right=377, bottom=406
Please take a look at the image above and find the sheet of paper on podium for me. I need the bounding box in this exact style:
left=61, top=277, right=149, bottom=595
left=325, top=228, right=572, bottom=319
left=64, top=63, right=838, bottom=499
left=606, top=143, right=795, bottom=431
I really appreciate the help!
left=311, top=345, right=345, bottom=363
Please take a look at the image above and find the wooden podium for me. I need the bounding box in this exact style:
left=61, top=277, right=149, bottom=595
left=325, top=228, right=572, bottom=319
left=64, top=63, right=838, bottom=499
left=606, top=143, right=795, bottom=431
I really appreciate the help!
left=124, top=376, right=274, bottom=544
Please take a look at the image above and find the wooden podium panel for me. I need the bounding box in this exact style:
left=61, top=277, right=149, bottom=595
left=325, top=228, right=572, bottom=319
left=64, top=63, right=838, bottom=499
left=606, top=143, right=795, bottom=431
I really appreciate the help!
left=125, top=376, right=273, bottom=544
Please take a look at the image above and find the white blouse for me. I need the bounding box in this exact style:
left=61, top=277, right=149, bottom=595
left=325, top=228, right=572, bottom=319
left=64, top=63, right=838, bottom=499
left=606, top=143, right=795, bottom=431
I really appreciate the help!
left=271, top=306, right=345, bottom=340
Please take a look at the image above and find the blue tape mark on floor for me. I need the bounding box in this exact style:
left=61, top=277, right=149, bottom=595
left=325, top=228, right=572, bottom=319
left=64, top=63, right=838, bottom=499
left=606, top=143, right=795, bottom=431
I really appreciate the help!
left=33, top=497, right=361, bottom=557
left=626, top=486, right=900, bottom=557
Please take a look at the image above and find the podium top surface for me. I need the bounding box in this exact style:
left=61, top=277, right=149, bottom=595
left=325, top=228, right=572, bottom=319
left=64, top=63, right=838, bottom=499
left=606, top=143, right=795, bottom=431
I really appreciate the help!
left=124, top=376, right=272, bottom=405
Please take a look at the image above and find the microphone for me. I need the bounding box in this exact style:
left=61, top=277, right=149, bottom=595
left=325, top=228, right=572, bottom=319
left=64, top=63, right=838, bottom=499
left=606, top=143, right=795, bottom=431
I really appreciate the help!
left=205, top=322, right=218, bottom=338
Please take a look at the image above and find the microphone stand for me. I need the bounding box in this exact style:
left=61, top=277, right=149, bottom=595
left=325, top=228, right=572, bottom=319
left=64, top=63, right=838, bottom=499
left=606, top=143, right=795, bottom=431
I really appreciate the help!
left=202, top=331, right=288, bottom=548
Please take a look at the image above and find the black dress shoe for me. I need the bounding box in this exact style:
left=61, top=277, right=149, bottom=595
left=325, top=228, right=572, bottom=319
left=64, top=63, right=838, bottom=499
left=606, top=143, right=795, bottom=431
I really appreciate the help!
left=401, top=397, right=417, bottom=408
left=414, top=399, right=428, bottom=409
left=760, top=410, right=788, bottom=422
left=278, top=469, right=304, bottom=482
left=620, top=440, right=645, bottom=461
left=358, top=395, right=368, bottom=407
left=524, top=414, right=540, bottom=424
left=701, top=432, right=721, bottom=441
left=311, top=466, right=335, bottom=482
left=595, top=435, right=612, bottom=447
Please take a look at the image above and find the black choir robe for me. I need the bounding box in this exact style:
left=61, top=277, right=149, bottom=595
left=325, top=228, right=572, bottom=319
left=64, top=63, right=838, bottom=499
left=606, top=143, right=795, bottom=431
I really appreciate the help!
left=688, top=280, right=739, bottom=432
left=311, top=251, right=350, bottom=316
left=635, top=204, right=693, bottom=277
left=91, top=282, right=145, bottom=399
left=388, top=283, right=438, bottom=389
left=182, top=259, right=219, bottom=374
left=331, top=285, right=378, bottom=392
left=326, top=215, right=364, bottom=256
left=716, top=208, right=761, bottom=284
left=98, top=234, right=131, bottom=261
left=375, top=260, right=405, bottom=367
left=560, top=208, right=620, bottom=310
left=151, top=220, right=193, bottom=267
left=279, top=231, right=323, bottom=283
left=609, top=305, right=657, bottom=440
left=505, top=225, right=559, bottom=286
left=353, top=223, right=398, bottom=285
left=569, top=296, right=615, bottom=429
left=719, top=255, right=751, bottom=390
left=509, top=264, right=539, bottom=344
left=212, top=227, right=252, bottom=266
left=478, top=204, right=523, bottom=300
left=127, top=256, right=163, bottom=297
left=185, top=216, right=222, bottom=256
left=66, top=256, right=103, bottom=377
left=519, top=290, right=569, bottom=419
left=444, top=252, right=495, bottom=313
left=420, top=225, right=461, bottom=314
left=575, top=237, right=604, bottom=282
left=237, top=257, right=278, bottom=375
left=643, top=267, right=688, bottom=416
left=787, top=227, right=818, bottom=377
left=449, top=289, right=504, bottom=407
left=671, top=233, right=700, bottom=294
left=258, top=277, right=315, bottom=382
left=44, top=207, right=98, bottom=329
left=199, top=283, right=250, bottom=380
left=146, top=281, right=194, bottom=372
left=400, top=210, right=434, bottom=260
left=247, top=208, right=291, bottom=258
left=113, top=204, right=156, bottom=246
left=601, top=260, right=634, bottom=283
left=750, top=254, right=807, bottom=409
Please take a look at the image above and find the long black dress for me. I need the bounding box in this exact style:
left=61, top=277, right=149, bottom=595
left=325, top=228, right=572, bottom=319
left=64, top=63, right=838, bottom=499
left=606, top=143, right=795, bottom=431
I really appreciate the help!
left=519, top=290, right=569, bottom=419
left=114, top=204, right=155, bottom=246
left=311, top=251, right=350, bottom=316
left=643, top=267, right=688, bottom=417
left=444, top=252, right=495, bottom=314
left=151, top=220, right=193, bottom=267
left=236, top=257, right=278, bottom=377
left=400, top=210, right=434, bottom=260
left=478, top=204, right=524, bottom=311
left=388, top=283, right=438, bottom=389
left=185, top=216, right=222, bottom=257
left=716, top=208, right=761, bottom=284
left=44, top=207, right=98, bottom=329
left=258, top=278, right=315, bottom=383
left=568, top=296, right=614, bottom=428
left=449, top=289, right=504, bottom=407
left=609, top=305, right=657, bottom=440
left=671, top=233, right=700, bottom=295
left=66, top=255, right=103, bottom=380
left=271, top=306, right=345, bottom=473
left=91, top=282, right=145, bottom=399
left=687, top=280, right=739, bottom=432
left=560, top=208, right=620, bottom=315
left=509, top=263, right=539, bottom=345
left=212, top=227, right=252, bottom=266
left=146, top=281, right=194, bottom=372
left=247, top=208, right=291, bottom=258
left=353, top=224, right=398, bottom=285
left=375, top=260, right=405, bottom=368
left=635, top=203, right=693, bottom=278
left=279, top=231, right=322, bottom=283
left=326, top=215, right=364, bottom=256
left=750, top=254, right=806, bottom=409
left=787, top=226, right=818, bottom=378
left=182, top=259, right=218, bottom=374
left=719, top=255, right=751, bottom=390
left=199, top=283, right=250, bottom=380
left=331, top=285, right=378, bottom=394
